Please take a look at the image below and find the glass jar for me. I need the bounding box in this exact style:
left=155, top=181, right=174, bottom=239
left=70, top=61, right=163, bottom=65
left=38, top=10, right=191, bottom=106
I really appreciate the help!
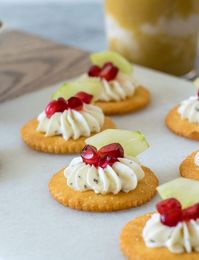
left=104, top=0, right=199, bottom=76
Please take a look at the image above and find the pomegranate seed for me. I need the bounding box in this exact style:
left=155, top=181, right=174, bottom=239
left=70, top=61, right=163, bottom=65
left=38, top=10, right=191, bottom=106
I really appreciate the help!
left=57, top=97, right=67, bottom=106
left=98, top=156, right=118, bottom=169
left=81, top=143, right=125, bottom=168
left=156, top=198, right=182, bottom=215
left=182, top=203, right=199, bottom=221
left=160, top=209, right=182, bottom=227
left=99, top=143, right=124, bottom=159
left=99, top=63, right=118, bottom=81
left=156, top=199, right=182, bottom=227
left=66, top=97, right=83, bottom=111
left=102, top=62, right=114, bottom=68
left=88, top=65, right=101, bottom=77
left=75, top=92, right=93, bottom=104
left=81, top=145, right=100, bottom=167
left=197, top=89, right=199, bottom=99
left=45, top=98, right=67, bottom=118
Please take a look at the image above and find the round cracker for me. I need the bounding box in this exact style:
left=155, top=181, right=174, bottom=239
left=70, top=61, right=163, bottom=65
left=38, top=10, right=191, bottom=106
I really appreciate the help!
left=166, top=106, right=199, bottom=141
left=21, top=117, right=116, bottom=154
left=120, top=213, right=199, bottom=260
left=49, top=166, right=158, bottom=212
left=96, top=86, right=150, bottom=115
left=180, top=151, right=199, bottom=181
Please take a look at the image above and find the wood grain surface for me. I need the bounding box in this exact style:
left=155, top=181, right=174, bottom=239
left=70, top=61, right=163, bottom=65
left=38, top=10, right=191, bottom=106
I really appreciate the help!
left=0, top=30, right=90, bottom=103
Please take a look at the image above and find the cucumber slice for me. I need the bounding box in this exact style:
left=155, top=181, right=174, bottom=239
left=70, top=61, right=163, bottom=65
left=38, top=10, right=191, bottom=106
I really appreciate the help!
left=52, top=79, right=102, bottom=101
left=85, top=129, right=149, bottom=156
left=90, top=51, right=133, bottom=75
left=157, top=177, right=199, bottom=208
left=193, top=78, right=199, bottom=89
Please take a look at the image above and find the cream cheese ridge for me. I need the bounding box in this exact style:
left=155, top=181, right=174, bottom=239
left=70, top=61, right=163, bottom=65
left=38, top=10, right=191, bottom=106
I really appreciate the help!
left=82, top=72, right=138, bottom=102
left=178, top=96, right=199, bottom=124
left=37, top=104, right=104, bottom=140
left=143, top=213, right=199, bottom=254
left=64, top=155, right=144, bottom=194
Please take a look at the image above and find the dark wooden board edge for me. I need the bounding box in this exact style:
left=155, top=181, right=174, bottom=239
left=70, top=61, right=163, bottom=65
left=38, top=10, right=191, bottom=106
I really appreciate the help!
left=0, top=30, right=90, bottom=103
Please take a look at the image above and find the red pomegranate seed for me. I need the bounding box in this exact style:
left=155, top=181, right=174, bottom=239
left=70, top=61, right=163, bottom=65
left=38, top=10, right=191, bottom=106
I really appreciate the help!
left=66, top=97, right=83, bottom=111
left=98, top=156, right=118, bottom=169
left=182, top=203, right=199, bottom=221
left=156, top=198, right=182, bottom=215
left=98, top=143, right=124, bottom=159
left=102, top=62, right=114, bottom=68
left=88, top=65, right=101, bottom=77
left=81, top=145, right=99, bottom=166
left=99, top=62, right=118, bottom=81
left=45, top=98, right=67, bottom=118
left=160, top=209, right=182, bottom=227
left=57, top=97, right=68, bottom=111
left=57, top=97, right=67, bottom=106
left=75, top=92, right=93, bottom=104
left=81, top=143, right=124, bottom=168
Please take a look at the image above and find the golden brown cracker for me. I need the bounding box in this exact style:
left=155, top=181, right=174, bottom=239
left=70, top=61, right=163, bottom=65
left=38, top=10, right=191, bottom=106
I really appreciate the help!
left=120, top=213, right=199, bottom=260
left=96, top=86, right=150, bottom=115
left=21, top=117, right=116, bottom=154
left=166, top=106, right=199, bottom=141
left=49, top=166, right=158, bottom=212
left=180, top=151, right=199, bottom=181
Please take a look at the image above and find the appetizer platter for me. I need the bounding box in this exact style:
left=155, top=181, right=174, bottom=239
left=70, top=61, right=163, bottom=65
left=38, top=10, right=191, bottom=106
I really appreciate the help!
left=0, top=50, right=198, bottom=260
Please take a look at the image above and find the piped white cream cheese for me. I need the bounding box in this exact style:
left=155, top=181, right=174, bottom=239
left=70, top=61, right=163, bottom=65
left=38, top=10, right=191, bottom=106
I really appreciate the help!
left=82, top=72, right=138, bottom=102
left=178, top=96, right=199, bottom=124
left=64, top=156, right=144, bottom=194
left=143, top=213, right=199, bottom=254
left=37, top=104, right=104, bottom=140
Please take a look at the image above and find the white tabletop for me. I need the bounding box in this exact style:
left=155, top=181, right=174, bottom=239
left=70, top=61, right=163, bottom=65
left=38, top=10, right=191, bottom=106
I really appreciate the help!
left=0, top=65, right=198, bottom=260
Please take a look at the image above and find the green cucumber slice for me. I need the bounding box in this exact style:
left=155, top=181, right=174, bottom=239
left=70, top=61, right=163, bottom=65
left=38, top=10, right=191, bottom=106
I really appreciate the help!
left=157, top=177, right=199, bottom=208
left=85, top=129, right=149, bottom=156
left=52, top=79, right=102, bottom=101
left=90, top=51, right=133, bottom=75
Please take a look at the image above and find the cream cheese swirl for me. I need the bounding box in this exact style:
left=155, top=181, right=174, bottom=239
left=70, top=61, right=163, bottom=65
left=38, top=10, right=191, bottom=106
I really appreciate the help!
left=64, top=156, right=144, bottom=194
left=195, top=152, right=199, bottom=167
left=82, top=72, right=138, bottom=102
left=178, top=96, right=199, bottom=124
left=98, top=72, right=137, bottom=102
left=143, top=213, right=199, bottom=254
left=37, top=104, right=104, bottom=140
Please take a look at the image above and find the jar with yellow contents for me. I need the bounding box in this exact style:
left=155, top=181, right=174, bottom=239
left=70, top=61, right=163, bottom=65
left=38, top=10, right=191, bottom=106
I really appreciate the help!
left=104, top=0, right=199, bottom=76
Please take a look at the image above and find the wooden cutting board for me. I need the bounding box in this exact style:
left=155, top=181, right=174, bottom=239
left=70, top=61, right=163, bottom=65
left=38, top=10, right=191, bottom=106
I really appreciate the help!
left=0, top=30, right=90, bottom=103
